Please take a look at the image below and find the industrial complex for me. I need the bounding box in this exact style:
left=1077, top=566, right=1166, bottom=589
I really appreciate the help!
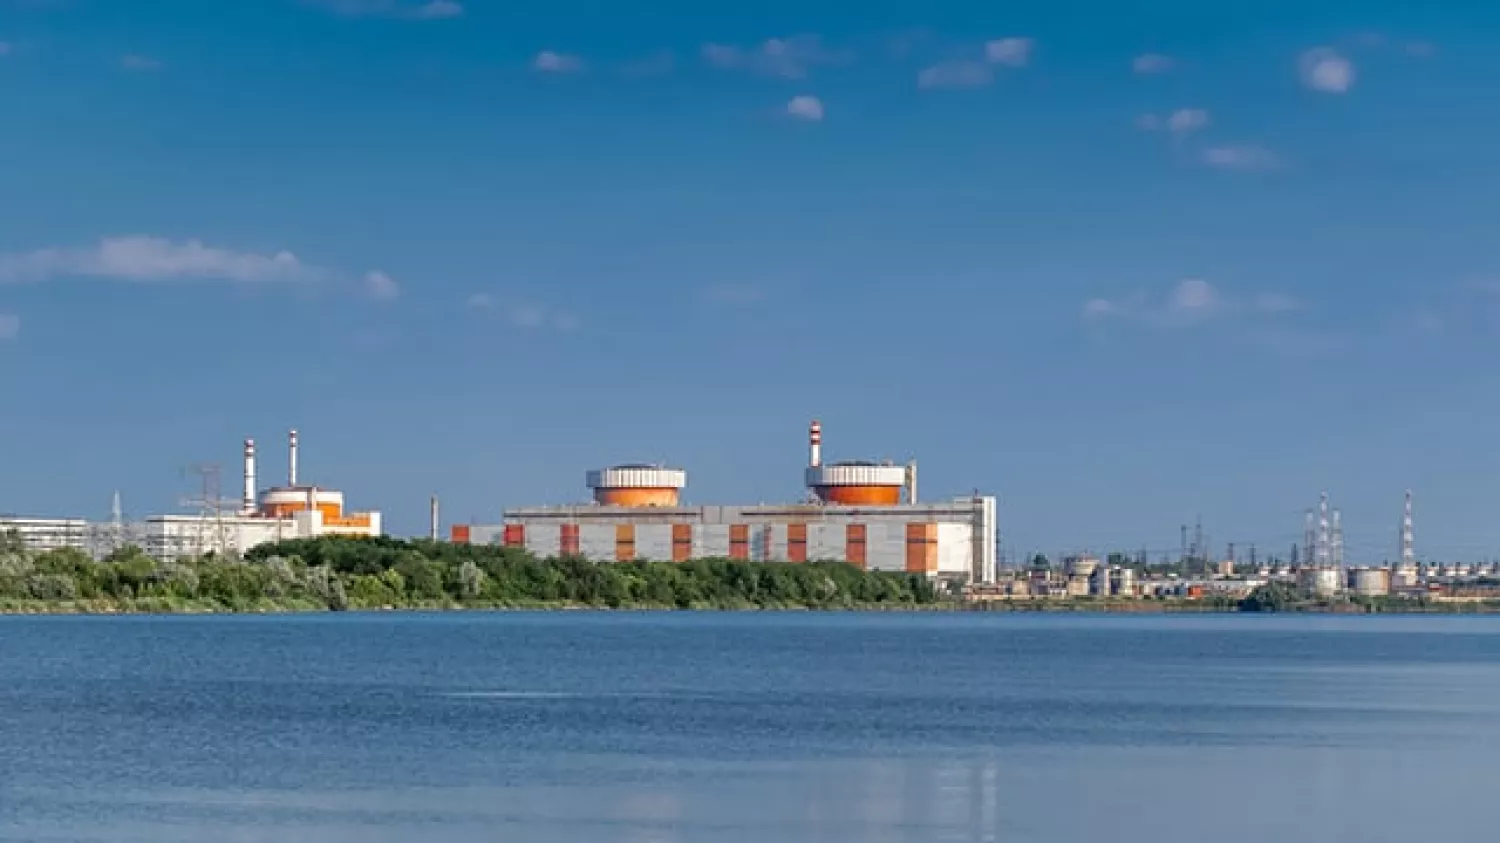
left=452, top=421, right=999, bottom=584
left=1, top=429, right=382, bottom=561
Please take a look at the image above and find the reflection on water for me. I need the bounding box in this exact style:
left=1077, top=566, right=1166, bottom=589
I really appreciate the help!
left=2, top=613, right=1499, bottom=842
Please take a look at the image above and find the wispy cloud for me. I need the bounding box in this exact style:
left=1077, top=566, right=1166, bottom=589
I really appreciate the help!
left=309, top=0, right=462, bottom=19
left=918, top=36, right=1033, bottom=89
left=786, top=94, right=824, bottom=122
left=120, top=54, right=163, bottom=71
left=0, top=313, right=17, bottom=341
left=1299, top=47, right=1355, bottom=93
left=1132, top=53, right=1174, bottom=74
left=0, top=42, right=13, bottom=58
left=701, top=34, right=849, bottom=79
left=917, top=61, right=992, bottom=89
left=0, top=235, right=391, bottom=302
left=1085, top=279, right=1303, bottom=331
left=467, top=293, right=578, bottom=331
left=1405, top=41, right=1436, bottom=58
left=984, top=37, right=1033, bottom=67
left=0, top=236, right=320, bottom=285
left=363, top=270, right=399, bottom=301
left=1137, top=108, right=1210, bottom=135
left=1202, top=144, right=1280, bottom=170
left=534, top=50, right=584, bottom=73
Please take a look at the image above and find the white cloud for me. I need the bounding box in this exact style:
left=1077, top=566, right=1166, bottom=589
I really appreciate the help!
left=0, top=236, right=321, bottom=285
left=1299, top=47, right=1355, bottom=93
left=917, top=60, right=992, bottom=89
left=1132, top=53, right=1173, bottom=74
left=121, top=54, right=163, bottom=71
left=1167, top=108, right=1209, bottom=133
left=1081, top=298, right=1115, bottom=320
left=984, top=37, right=1033, bottom=67
left=363, top=270, right=399, bottom=301
left=0, top=313, right=17, bottom=341
left=1202, top=144, right=1279, bottom=170
left=534, top=51, right=584, bottom=73
left=1169, top=278, right=1218, bottom=314
left=700, top=34, right=847, bottom=79
left=786, top=94, right=824, bottom=121
left=506, top=302, right=577, bottom=331
left=310, top=0, right=462, bottom=18
left=468, top=294, right=577, bottom=331
left=1086, top=279, right=1303, bottom=331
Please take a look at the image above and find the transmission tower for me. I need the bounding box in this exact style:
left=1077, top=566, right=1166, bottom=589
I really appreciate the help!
left=181, top=462, right=236, bottom=559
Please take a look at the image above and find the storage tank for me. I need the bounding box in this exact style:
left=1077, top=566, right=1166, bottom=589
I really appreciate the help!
left=1352, top=567, right=1390, bottom=597
left=1298, top=567, right=1342, bottom=597
left=1066, top=556, right=1100, bottom=579
left=586, top=465, right=687, bottom=507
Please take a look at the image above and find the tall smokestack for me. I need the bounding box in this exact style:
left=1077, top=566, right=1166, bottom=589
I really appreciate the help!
left=809, top=420, right=822, bottom=468
left=1317, top=491, right=1330, bottom=568
left=243, top=438, right=257, bottom=514
left=906, top=460, right=918, bottom=504
left=1401, top=489, right=1415, bottom=565
left=288, top=429, right=299, bottom=487
left=430, top=495, right=440, bottom=541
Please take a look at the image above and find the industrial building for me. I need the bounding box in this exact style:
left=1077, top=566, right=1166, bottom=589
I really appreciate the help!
left=144, top=430, right=383, bottom=561
left=0, top=516, right=94, bottom=556
left=453, top=420, right=997, bottom=584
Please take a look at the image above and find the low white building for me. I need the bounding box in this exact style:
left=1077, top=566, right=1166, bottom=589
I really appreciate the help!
left=0, top=516, right=93, bottom=555
left=143, top=508, right=383, bottom=562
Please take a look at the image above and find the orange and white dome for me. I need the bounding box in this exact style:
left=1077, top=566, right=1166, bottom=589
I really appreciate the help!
left=586, top=465, right=687, bottom=507
left=806, top=462, right=908, bottom=505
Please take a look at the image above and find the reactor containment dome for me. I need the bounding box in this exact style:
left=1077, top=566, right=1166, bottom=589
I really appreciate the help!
left=586, top=464, right=688, bottom=507
left=803, top=420, right=915, bottom=506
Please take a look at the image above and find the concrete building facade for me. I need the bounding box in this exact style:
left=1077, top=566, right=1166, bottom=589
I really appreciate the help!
left=454, top=497, right=997, bottom=584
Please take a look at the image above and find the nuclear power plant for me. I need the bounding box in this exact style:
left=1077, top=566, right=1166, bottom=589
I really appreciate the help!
left=141, top=429, right=383, bottom=561
left=451, top=420, right=998, bottom=584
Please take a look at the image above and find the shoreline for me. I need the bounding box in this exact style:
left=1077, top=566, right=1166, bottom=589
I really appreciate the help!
left=6, top=598, right=1500, bottom=617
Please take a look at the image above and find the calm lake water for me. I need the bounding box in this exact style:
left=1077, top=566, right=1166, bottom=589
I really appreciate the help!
left=2, top=612, right=1498, bottom=842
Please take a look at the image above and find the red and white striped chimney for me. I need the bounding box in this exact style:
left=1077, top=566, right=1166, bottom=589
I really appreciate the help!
left=809, top=420, right=822, bottom=468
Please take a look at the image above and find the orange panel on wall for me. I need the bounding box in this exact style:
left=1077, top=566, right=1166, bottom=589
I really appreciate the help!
left=672, top=524, right=692, bottom=562
left=450, top=524, right=471, bottom=544
left=905, top=523, right=937, bottom=573
left=846, top=524, right=867, bottom=568
left=560, top=523, right=580, bottom=556
left=502, top=524, right=526, bottom=547
left=729, top=524, right=749, bottom=560
left=615, top=524, right=636, bottom=562
left=787, top=523, right=808, bottom=563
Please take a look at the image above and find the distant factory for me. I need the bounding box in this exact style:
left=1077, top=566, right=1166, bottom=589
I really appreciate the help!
left=452, top=420, right=998, bottom=584
left=143, top=430, right=383, bottom=561
left=1, top=429, right=383, bottom=561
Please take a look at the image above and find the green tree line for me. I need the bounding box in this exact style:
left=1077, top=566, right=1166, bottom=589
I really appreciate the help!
left=0, top=531, right=941, bottom=613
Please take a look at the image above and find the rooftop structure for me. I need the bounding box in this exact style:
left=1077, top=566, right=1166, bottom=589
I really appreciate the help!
left=586, top=464, right=687, bottom=507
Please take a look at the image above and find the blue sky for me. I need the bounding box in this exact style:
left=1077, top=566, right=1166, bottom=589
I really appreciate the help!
left=2, top=0, right=1499, bottom=562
